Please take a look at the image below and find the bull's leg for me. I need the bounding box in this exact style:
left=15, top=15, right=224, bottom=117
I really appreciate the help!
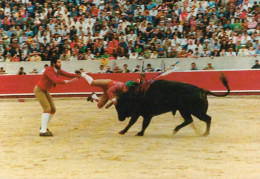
left=203, top=115, right=211, bottom=136
left=173, top=111, right=193, bottom=134
left=193, top=113, right=211, bottom=136
left=136, top=116, right=152, bottom=136
left=119, top=116, right=139, bottom=135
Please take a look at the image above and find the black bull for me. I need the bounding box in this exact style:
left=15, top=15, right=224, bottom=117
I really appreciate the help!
left=115, top=74, right=230, bottom=136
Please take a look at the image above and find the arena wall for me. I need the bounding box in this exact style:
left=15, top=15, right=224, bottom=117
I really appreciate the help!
left=0, top=57, right=259, bottom=75
left=1, top=70, right=260, bottom=97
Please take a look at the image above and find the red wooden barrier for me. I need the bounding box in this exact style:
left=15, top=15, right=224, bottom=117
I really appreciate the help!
left=1, top=70, right=260, bottom=97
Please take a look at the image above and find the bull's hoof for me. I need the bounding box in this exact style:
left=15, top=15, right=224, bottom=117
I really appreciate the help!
left=173, top=130, right=178, bottom=135
left=118, top=130, right=126, bottom=135
left=203, top=132, right=209, bottom=137
left=136, top=132, right=144, bottom=136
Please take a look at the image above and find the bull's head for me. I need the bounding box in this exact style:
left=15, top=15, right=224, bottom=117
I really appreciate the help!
left=115, top=89, right=136, bottom=121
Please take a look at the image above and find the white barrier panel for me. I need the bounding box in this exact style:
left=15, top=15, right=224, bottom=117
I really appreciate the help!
left=0, top=56, right=259, bottom=75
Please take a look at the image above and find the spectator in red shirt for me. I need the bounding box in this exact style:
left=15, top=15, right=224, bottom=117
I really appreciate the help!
left=107, top=37, right=119, bottom=55
left=70, top=38, right=78, bottom=49
left=11, top=54, right=20, bottom=62
left=91, top=5, right=99, bottom=17
left=34, top=57, right=80, bottom=137
left=179, top=9, right=189, bottom=22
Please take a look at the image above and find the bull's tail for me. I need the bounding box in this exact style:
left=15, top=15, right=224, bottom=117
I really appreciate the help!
left=206, top=73, right=230, bottom=97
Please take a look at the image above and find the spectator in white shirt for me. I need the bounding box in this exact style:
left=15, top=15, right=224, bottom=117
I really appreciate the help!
left=127, top=30, right=137, bottom=42
left=97, top=64, right=106, bottom=73
left=61, top=25, right=70, bottom=37
left=134, top=6, right=143, bottom=17
left=52, top=26, right=62, bottom=35
left=237, top=45, right=249, bottom=57
left=60, top=2, right=67, bottom=12
left=122, top=18, right=131, bottom=30
left=54, top=7, right=63, bottom=17
left=150, top=6, right=158, bottom=17
left=4, top=4, right=11, bottom=15
left=76, top=18, right=86, bottom=29
left=242, top=33, right=252, bottom=44
left=129, top=51, right=139, bottom=60
left=85, top=50, right=95, bottom=60
left=187, top=40, right=197, bottom=53
left=150, top=51, right=158, bottom=59
left=226, top=48, right=237, bottom=57
left=47, top=19, right=56, bottom=32
left=100, top=26, right=108, bottom=38
left=69, top=53, right=78, bottom=61
left=247, top=46, right=257, bottom=57
left=22, top=0, right=30, bottom=3
left=39, top=32, right=50, bottom=44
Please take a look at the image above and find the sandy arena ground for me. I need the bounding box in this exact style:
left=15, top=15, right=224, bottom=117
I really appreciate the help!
left=0, top=96, right=259, bottom=179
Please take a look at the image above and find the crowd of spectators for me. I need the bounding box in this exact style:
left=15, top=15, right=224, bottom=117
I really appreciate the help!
left=0, top=0, right=259, bottom=64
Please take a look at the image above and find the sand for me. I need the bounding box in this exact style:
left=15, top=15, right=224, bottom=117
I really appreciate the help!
left=0, top=97, right=259, bottom=179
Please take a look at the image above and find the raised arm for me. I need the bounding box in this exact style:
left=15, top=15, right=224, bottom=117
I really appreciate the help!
left=46, top=70, right=78, bottom=84
left=60, top=69, right=79, bottom=78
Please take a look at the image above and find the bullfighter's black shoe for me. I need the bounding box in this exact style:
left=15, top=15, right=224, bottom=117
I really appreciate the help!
left=39, top=130, right=53, bottom=137
left=87, top=93, right=95, bottom=103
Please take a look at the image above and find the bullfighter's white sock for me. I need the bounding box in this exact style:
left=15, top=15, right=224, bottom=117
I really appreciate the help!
left=48, top=114, right=53, bottom=123
left=92, top=93, right=100, bottom=102
left=82, top=73, right=93, bottom=85
left=40, top=113, right=50, bottom=133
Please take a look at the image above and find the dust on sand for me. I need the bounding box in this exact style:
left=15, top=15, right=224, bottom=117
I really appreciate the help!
left=0, top=97, right=259, bottom=178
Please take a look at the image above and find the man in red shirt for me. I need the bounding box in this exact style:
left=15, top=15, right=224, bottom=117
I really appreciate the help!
left=82, top=73, right=136, bottom=108
left=34, top=57, right=80, bottom=137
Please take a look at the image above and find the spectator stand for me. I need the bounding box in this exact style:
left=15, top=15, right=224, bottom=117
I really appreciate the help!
left=0, top=0, right=258, bottom=67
